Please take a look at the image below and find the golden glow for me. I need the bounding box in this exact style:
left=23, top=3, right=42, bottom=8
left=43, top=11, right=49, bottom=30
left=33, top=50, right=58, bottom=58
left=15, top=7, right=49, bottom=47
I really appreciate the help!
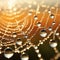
left=7, top=0, right=16, bottom=9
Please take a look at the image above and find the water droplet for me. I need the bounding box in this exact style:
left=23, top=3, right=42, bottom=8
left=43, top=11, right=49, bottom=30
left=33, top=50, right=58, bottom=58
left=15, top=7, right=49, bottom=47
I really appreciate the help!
left=16, top=38, right=22, bottom=45
left=35, top=49, right=39, bottom=53
left=52, top=21, right=56, bottom=25
left=48, top=9, right=51, bottom=14
left=48, top=27, right=52, bottom=31
left=34, top=46, right=38, bottom=49
left=4, top=47, right=14, bottom=59
left=49, top=40, right=57, bottom=48
left=24, top=35, right=28, bottom=38
left=37, top=22, right=41, bottom=27
left=55, top=33, right=59, bottom=36
left=38, top=53, right=41, bottom=58
left=21, top=53, right=29, bottom=60
left=50, top=14, right=54, bottom=19
left=40, top=29, right=47, bottom=37
left=34, top=15, right=38, bottom=20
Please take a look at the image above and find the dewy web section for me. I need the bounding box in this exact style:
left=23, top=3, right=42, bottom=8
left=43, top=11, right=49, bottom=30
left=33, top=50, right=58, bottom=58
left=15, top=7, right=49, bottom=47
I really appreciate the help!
left=0, top=0, right=60, bottom=60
